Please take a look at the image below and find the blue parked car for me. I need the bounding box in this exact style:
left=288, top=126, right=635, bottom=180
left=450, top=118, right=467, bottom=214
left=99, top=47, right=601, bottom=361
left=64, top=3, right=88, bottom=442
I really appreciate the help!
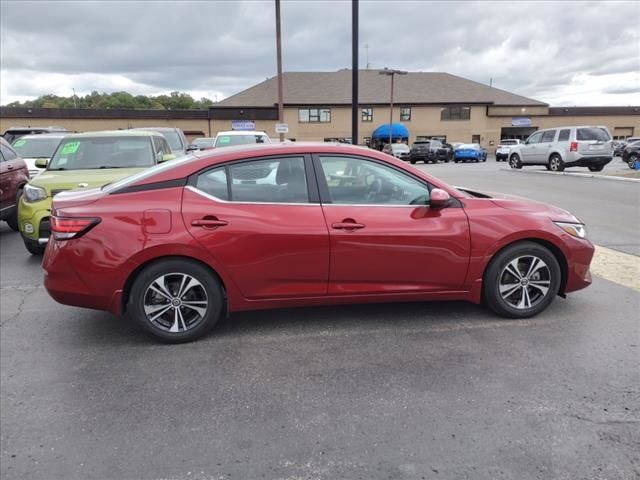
left=454, top=143, right=487, bottom=163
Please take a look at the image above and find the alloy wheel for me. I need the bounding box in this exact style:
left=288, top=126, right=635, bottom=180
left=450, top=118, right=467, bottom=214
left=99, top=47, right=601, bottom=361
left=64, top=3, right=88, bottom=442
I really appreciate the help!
left=143, top=273, right=209, bottom=333
left=498, top=255, right=551, bottom=310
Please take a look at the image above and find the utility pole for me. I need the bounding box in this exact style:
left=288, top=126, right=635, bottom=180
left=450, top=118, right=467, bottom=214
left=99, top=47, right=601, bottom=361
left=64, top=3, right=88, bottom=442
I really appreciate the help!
left=379, top=68, right=407, bottom=145
left=351, top=0, right=358, bottom=145
left=365, top=44, right=370, bottom=69
left=275, top=0, right=284, bottom=142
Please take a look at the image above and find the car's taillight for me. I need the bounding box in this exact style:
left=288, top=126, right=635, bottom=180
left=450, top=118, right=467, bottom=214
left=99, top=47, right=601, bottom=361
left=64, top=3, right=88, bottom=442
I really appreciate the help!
left=570, top=141, right=578, bottom=152
left=51, top=216, right=101, bottom=240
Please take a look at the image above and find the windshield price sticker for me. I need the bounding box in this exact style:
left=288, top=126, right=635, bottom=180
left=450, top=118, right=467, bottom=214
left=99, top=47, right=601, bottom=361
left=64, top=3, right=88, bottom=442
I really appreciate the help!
left=61, top=141, right=80, bottom=154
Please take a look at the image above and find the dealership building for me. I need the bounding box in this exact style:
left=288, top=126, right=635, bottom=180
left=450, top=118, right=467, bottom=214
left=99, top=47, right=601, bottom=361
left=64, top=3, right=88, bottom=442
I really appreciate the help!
left=1, top=70, right=638, bottom=145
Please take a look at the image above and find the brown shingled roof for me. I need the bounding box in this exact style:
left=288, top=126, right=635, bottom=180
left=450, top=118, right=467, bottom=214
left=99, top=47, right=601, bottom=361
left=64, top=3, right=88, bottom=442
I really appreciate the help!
left=218, top=70, right=547, bottom=107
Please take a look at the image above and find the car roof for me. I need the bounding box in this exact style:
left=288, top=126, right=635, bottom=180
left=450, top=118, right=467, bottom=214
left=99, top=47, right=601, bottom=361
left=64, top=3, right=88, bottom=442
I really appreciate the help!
left=15, top=133, right=69, bottom=140
left=131, top=127, right=180, bottom=132
left=4, top=126, right=67, bottom=132
left=61, top=130, right=163, bottom=139
left=215, top=130, right=269, bottom=136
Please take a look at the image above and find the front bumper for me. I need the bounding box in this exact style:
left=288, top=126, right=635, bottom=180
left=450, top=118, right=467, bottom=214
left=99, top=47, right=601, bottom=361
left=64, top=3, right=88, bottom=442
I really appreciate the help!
left=17, top=196, right=52, bottom=241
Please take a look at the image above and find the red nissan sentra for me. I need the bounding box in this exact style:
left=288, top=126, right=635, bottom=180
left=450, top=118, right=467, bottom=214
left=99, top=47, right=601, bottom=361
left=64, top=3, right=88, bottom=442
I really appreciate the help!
left=43, top=143, right=594, bottom=343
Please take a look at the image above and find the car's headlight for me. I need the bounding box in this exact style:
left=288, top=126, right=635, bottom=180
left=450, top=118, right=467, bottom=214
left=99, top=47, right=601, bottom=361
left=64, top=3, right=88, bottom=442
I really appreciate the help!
left=554, top=221, right=586, bottom=239
left=23, top=184, right=47, bottom=203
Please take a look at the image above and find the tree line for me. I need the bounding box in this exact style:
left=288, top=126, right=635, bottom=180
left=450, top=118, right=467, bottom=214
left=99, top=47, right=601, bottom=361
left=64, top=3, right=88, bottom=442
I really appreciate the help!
left=6, top=91, right=215, bottom=110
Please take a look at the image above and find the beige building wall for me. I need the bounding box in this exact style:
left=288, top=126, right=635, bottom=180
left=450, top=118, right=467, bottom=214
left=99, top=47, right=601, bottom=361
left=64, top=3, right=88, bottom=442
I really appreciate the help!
left=3, top=109, right=639, bottom=146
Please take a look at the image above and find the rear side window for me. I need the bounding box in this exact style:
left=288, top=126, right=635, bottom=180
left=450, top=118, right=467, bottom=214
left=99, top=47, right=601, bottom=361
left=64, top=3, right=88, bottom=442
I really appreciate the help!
left=541, top=130, right=556, bottom=143
left=196, top=157, right=309, bottom=204
left=558, top=129, right=571, bottom=141
left=577, top=128, right=610, bottom=141
left=0, top=142, right=18, bottom=161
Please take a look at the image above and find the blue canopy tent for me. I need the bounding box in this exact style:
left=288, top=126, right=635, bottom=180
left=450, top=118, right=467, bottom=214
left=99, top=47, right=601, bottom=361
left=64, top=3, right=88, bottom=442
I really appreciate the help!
left=371, top=123, right=409, bottom=142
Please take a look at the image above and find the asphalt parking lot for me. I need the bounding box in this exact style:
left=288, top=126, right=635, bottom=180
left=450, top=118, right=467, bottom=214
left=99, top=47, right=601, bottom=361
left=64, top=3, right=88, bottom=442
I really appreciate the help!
left=1, top=158, right=639, bottom=480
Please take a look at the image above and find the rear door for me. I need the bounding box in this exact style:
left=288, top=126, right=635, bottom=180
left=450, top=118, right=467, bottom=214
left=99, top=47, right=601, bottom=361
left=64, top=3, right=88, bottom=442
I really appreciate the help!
left=538, top=129, right=557, bottom=164
left=314, top=154, right=470, bottom=294
left=182, top=155, right=330, bottom=299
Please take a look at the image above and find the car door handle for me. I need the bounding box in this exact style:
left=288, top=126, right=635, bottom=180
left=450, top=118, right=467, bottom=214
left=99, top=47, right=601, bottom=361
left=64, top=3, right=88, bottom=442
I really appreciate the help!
left=191, top=217, right=228, bottom=228
left=331, top=221, right=365, bottom=230
left=6, top=165, right=13, bottom=170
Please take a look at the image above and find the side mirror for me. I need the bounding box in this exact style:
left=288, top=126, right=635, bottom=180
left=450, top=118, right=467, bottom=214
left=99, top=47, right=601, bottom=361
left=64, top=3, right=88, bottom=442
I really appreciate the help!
left=430, top=188, right=450, bottom=208
left=159, top=153, right=176, bottom=163
left=186, top=144, right=198, bottom=152
left=35, top=158, right=49, bottom=168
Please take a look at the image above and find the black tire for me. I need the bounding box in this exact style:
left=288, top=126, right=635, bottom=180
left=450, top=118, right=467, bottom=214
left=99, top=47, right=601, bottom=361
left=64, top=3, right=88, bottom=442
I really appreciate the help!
left=545, top=164, right=551, bottom=171
left=548, top=154, right=565, bottom=172
left=410, top=159, right=416, bottom=165
left=23, top=237, right=45, bottom=255
left=454, top=160, right=459, bottom=164
left=588, top=165, right=604, bottom=172
left=627, top=154, right=638, bottom=170
left=509, top=154, right=523, bottom=169
left=483, top=242, right=561, bottom=319
left=128, top=258, right=224, bottom=343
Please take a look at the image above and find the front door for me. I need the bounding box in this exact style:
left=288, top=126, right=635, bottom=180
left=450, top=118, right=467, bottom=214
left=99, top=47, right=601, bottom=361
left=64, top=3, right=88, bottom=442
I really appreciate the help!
left=183, top=155, right=330, bottom=299
left=520, top=131, right=544, bottom=163
left=315, top=155, right=470, bottom=295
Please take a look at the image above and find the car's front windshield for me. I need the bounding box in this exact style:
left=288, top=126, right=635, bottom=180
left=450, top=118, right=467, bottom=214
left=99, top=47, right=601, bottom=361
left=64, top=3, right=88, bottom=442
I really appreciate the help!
left=215, top=134, right=269, bottom=147
left=392, top=144, right=409, bottom=152
left=459, top=144, right=479, bottom=149
left=48, top=136, right=155, bottom=170
left=11, top=137, right=62, bottom=158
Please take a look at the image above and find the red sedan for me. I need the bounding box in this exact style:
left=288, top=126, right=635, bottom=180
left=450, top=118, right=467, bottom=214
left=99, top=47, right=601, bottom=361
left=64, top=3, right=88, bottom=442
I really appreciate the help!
left=43, top=143, right=594, bottom=343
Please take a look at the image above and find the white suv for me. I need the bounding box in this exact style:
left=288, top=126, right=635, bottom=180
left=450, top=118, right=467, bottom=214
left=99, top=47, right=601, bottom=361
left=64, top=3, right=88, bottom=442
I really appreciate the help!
left=213, top=130, right=271, bottom=148
left=495, top=139, right=521, bottom=162
left=508, top=126, right=613, bottom=172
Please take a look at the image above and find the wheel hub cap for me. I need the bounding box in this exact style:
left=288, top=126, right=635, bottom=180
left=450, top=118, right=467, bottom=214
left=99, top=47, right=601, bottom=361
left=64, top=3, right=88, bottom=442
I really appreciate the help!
left=499, top=255, right=551, bottom=310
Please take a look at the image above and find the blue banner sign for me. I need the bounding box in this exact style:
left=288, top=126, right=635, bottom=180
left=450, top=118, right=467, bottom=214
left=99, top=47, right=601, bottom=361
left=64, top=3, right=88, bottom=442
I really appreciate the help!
left=511, top=117, right=532, bottom=127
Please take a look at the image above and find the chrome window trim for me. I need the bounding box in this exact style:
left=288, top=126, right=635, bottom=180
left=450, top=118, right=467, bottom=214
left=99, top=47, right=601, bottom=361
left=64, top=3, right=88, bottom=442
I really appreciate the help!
left=186, top=186, right=430, bottom=208
left=185, top=185, right=318, bottom=207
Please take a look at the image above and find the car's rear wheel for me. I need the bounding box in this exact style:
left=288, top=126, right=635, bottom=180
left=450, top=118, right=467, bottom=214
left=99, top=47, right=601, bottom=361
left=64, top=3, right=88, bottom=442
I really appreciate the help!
left=129, top=259, right=224, bottom=343
left=509, top=154, right=522, bottom=169
left=410, top=159, right=416, bottom=164
left=588, top=164, right=604, bottom=172
left=549, top=154, right=565, bottom=172
left=483, top=242, right=561, bottom=318
left=23, top=237, right=45, bottom=255
left=628, top=153, right=638, bottom=170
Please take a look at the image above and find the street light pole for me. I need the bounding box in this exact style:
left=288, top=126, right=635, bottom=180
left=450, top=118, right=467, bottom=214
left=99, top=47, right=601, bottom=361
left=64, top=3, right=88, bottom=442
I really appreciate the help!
left=379, top=68, right=407, bottom=145
left=275, top=0, right=284, bottom=142
left=351, top=0, right=358, bottom=145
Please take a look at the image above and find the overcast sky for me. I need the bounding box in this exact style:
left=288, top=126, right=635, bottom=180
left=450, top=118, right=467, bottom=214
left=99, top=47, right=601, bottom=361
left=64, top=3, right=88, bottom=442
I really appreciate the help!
left=1, top=0, right=639, bottom=106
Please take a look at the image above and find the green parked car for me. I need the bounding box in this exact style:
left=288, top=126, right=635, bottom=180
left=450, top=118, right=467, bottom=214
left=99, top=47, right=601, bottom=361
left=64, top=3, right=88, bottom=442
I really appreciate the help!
left=18, top=130, right=176, bottom=255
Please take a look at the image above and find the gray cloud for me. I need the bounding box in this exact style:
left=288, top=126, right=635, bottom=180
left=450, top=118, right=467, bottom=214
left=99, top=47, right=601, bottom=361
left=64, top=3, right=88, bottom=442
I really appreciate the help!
left=1, top=0, right=639, bottom=105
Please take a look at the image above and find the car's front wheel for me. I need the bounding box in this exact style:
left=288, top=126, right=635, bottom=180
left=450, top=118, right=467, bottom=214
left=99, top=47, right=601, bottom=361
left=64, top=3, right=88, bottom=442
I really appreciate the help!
left=509, top=154, right=522, bottom=169
left=129, top=258, right=225, bottom=343
left=483, top=242, right=561, bottom=318
left=588, top=164, right=604, bottom=172
left=23, top=237, right=45, bottom=255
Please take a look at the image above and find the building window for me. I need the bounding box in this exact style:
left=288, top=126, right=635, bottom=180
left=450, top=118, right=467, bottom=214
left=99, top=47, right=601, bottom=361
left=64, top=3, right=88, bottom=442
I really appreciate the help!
left=361, top=107, right=373, bottom=122
left=299, top=108, right=331, bottom=123
left=441, top=106, right=471, bottom=121
left=400, top=107, right=411, bottom=121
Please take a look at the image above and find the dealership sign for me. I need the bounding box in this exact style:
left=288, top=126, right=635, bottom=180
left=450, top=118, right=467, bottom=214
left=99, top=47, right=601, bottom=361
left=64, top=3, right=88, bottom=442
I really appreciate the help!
left=511, top=117, right=532, bottom=127
left=231, top=120, right=256, bottom=131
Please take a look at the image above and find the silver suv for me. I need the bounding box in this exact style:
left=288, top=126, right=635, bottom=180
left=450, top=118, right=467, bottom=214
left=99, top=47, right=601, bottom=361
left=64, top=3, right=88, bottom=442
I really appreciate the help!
left=508, top=126, right=613, bottom=172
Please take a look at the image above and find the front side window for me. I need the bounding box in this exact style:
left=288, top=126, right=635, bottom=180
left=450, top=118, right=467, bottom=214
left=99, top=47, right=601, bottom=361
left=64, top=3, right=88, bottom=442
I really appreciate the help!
left=526, top=132, right=544, bottom=144
left=441, top=106, right=471, bottom=121
left=298, top=108, right=331, bottom=123
left=541, top=130, right=556, bottom=143
left=319, top=156, right=430, bottom=206
left=400, top=107, right=411, bottom=121
left=196, top=157, right=309, bottom=204
left=361, top=108, right=373, bottom=122
left=48, top=136, right=155, bottom=170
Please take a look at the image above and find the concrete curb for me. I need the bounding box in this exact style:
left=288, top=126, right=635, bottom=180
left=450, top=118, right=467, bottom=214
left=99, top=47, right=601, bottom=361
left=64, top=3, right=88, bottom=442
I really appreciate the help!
left=499, top=168, right=640, bottom=183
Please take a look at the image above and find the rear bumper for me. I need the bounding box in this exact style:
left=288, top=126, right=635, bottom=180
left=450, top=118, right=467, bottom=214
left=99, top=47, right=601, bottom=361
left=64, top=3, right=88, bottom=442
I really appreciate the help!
left=496, top=153, right=508, bottom=160
left=565, top=156, right=612, bottom=167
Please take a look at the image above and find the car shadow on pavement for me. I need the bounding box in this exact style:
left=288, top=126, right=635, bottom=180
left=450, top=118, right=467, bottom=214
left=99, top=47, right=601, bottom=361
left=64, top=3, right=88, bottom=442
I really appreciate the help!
left=70, top=300, right=507, bottom=347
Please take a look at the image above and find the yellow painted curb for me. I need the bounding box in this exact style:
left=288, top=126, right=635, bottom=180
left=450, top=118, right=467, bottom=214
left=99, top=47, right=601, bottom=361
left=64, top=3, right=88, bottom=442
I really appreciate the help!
left=590, top=245, right=640, bottom=292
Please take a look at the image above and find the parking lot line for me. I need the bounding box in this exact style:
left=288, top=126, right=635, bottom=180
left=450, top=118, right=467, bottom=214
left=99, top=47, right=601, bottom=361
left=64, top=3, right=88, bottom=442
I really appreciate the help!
left=591, top=245, right=640, bottom=292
